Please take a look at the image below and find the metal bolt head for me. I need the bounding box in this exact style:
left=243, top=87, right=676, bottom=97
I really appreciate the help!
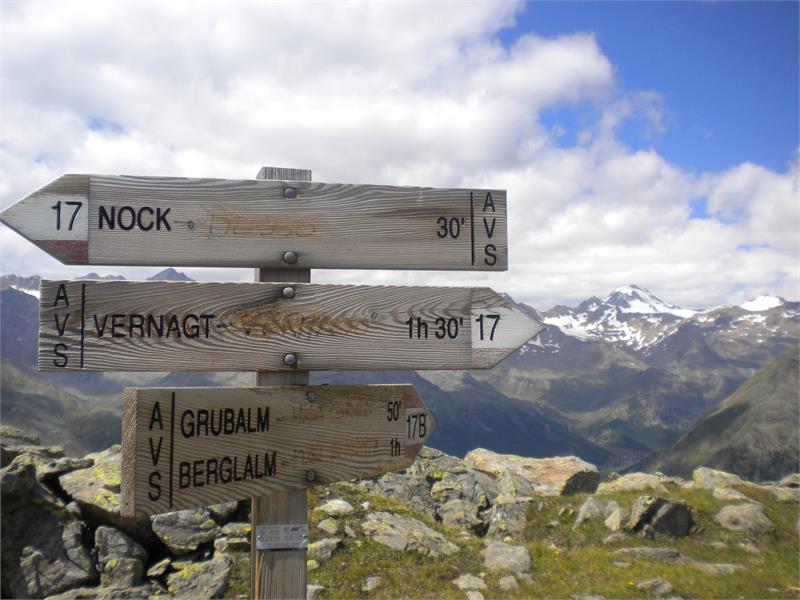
left=307, top=391, right=316, bottom=402
left=282, top=250, right=298, bottom=264
left=283, top=186, right=297, bottom=199
left=282, top=286, right=296, bottom=299
left=283, top=352, right=298, bottom=367
left=306, top=470, right=316, bottom=483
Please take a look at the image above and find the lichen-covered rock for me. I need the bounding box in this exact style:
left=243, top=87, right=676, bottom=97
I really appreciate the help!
left=166, top=554, right=231, bottom=599
left=437, top=498, right=484, bottom=533
left=597, top=473, right=669, bottom=495
left=58, top=446, right=153, bottom=544
left=214, top=536, right=250, bottom=554
left=692, top=467, right=744, bottom=490
left=315, top=498, right=355, bottom=517
left=208, top=501, right=238, bottom=522
left=464, top=449, right=599, bottom=496
left=45, top=582, right=157, bottom=599
left=151, top=508, right=219, bottom=556
left=715, top=503, right=774, bottom=533
left=626, top=496, right=692, bottom=537
left=146, top=557, right=171, bottom=578
left=481, top=541, right=531, bottom=575
left=365, top=472, right=436, bottom=517
left=485, top=495, right=532, bottom=539
left=361, top=511, right=458, bottom=557
left=95, top=526, right=147, bottom=588
left=308, top=538, right=342, bottom=562
left=98, top=558, right=143, bottom=588
left=498, top=575, right=518, bottom=590
left=317, top=517, right=339, bottom=535
left=1, top=455, right=97, bottom=598
left=221, top=521, right=250, bottom=537
left=712, top=487, right=754, bottom=502
left=574, top=497, right=605, bottom=528
left=430, top=470, right=499, bottom=510
left=453, top=574, right=487, bottom=590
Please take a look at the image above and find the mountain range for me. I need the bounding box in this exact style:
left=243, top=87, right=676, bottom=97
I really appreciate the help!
left=1, top=271, right=797, bottom=478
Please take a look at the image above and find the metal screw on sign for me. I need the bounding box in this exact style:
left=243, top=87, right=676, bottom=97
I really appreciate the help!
left=306, top=470, right=316, bottom=483
left=283, top=353, right=298, bottom=367
left=282, top=286, right=296, bottom=299
left=283, top=186, right=297, bottom=199
left=282, top=250, right=298, bottom=264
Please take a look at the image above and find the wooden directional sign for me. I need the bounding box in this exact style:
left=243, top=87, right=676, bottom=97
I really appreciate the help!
left=121, top=385, right=433, bottom=516
left=0, top=174, right=507, bottom=270
left=39, top=280, right=542, bottom=372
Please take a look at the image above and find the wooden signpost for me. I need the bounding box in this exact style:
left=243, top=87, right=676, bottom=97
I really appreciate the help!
left=0, top=173, right=507, bottom=270
left=5, top=165, right=543, bottom=600
left=120, top=385, right=433, bottom=517
left=38, top=280, right=542, bottom=372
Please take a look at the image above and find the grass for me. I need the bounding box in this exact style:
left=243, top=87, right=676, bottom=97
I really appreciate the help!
left=225, top=482, right=799, bottom=599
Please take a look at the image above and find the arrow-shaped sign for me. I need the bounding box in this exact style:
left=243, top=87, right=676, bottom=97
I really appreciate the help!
left=121, top=385, right=433, bottom=517
left=39, top=280, right=541, bottom=372
left=1, top=174, right=507, bottom=270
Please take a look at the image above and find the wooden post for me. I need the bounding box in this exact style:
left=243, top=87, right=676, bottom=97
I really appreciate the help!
left=251, top=166, right=312, bottom=600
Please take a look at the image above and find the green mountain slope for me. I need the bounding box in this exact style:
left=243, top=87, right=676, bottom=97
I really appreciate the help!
left=641, top=348, right=800, bottom=482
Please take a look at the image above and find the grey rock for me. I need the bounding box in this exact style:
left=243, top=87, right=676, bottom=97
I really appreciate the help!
left=604, top=508, right=624, bottom=532
left=344, top=524, right=357, bottom=538
left=486, top=496, right=532, bottom=539
left=361, top=512, right=458, bottom=557
left=604, top=501, right=620, bottom=517
left=772, top=486, right=800, bottom=502
left=361, top=576, right=383, bottom=592
left=315, top=498, right=354, bottom=517
left=151, top=508, right=219, bottom=556
left=318, top=517, right=339, bottom=535
left=308, top=538, right=341, bottom=562
left=481, top=541, right=531, bottom=575
left=99, top=557, right=143, bottom=588
left=498, top=575, right=518, bottom=590
left=692, top=467, right=744, bottom=490
left=626, top=496, right=693, bottom=537
left=45, top=582, right=156, bottom=599
left=615, top=546, right=744, bottom=574
left=715, top=503, right=774, bottom=533
left=146, top=557, right=171, bottom=577
left=637, top=578, right=674, bottom=597
left=208, top=501, right=238, bottom=522
left=466, top=591, right=485, bottom=600
left=221, top=521, right=250, bottom=537
left=307, top=584, right=325, bottom=599
left=438, top=498, right=484, bottom=533
left=366, top=472, right=436, bottom=518
left=777, top=473, right=800, bottom=488
left=166, top=554, right=231, bottom=599
left=95, top=526, right=147, bottom=564
left=612, top=561, right=630, bottom=568
left=453, top=574, right=487, bottom=590
left=214, top=536, right=250, bottom=553
left=602, top=533, right=628, bottom=545
left=574, top=497, right=606, bottom=527
left=597, top=473, right=670, bottom=494
left=712, top=487, right=753, bottom=502
left=431, top=470, right=499, bottom=510
left=58, top=446, right=153, bottom=544
left=1, top=455, right=97, bottom=598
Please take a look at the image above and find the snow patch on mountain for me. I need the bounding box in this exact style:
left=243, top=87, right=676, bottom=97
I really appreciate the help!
left=740, top=295, right=784, bottom=312
left=605, top=285, right=697, bottom=319
left=10, top=285, right=39, bottom=299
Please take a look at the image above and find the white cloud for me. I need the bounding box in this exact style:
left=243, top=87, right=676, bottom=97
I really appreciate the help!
left=0, top=1, right=797, bottom=311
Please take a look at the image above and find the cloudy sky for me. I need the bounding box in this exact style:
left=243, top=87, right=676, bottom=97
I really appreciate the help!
left=1, top=1, right=797, bottom=310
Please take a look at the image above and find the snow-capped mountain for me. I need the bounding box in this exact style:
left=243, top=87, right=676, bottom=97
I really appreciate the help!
left=532, top=285, right=798, bottom=353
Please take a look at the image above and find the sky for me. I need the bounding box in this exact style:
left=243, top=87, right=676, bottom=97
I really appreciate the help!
left=0, top=1, right=797, bottom=310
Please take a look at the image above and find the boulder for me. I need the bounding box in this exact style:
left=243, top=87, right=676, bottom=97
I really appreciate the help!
left=307, top=584, right=325, bottom=599
left=596, top=473, right=669, bottom=495
left=221, top=521, right=250, bottom=537
left=1, top=455, right=97, bottom=598
left=573, top=497, right=605, bottom=528
left=715, top=503, right=774, bottom=533
left=308, top=538, right=342, bottom=562
left=315, top=499, right=354, bottom=517
left=464, top=449, right=599, bottom=496
left=498, top=575, right=518, bottom=590
left=777, top=473, right=800, bottom=488
left=466, top=591, right=485, bottom=600
left=692, top=467, right=744, bottom=490
left=636, top=578, right=674, bottom=597
left=95, top=526, right=147, bottom=588
left=615, top=547, right=743, bottom=574
left=430, top=470, right=499, bottom=510
left=58, top=446, right=153, bottom=543
left=626, top=496, right=693, bottom=537
left=208, top=501, right=238, bottom=522
left=437, top=498, right=485, bottom=533
left=712, top=487, right=754, bottom=502
left=604, top=508, right=624, bottom=532
left=481, top=541, right=531, bottom=575
left=147, top=557, right=171, bottom=578
left=317, top=518, right=339, bottom=535
left=365, top=472, right=436, bottom=517
left=165, top=554, right=231, bottom=599
left=772, top=486, right=800, bottom=502
left=151, top=508, right=220, bottom=556
left=214, top=536, right=250, bottom=553
left=45, top=583, right=157, bottom=599
left=361, top=512, right=458, bottom=557
left=453, top=574, right=487, bottom=591
left=486, top=496, right=532, bottom=539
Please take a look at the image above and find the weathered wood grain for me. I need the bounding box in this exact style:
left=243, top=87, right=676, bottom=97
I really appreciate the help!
left=120, top=385, right=433, bottom=517
left=251, top=166, right=311, bottom=600
left=0, top=173, right=507, bottom=270
left=38, top=280, right=542, bottom=372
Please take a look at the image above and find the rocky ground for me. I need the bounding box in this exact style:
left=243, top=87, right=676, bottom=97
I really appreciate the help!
left=2, top=426, right=798, bottom=599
